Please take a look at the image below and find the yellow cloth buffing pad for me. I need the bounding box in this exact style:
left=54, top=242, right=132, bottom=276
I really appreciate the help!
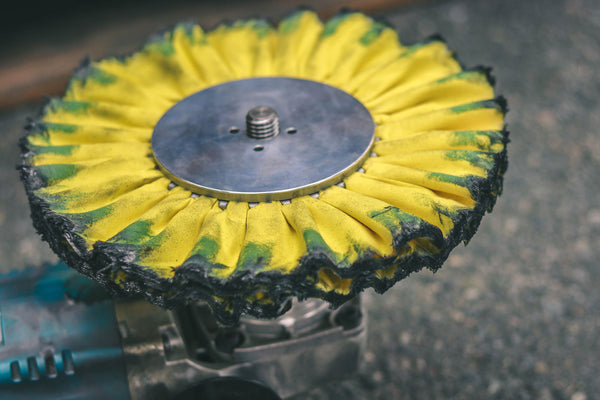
left=20, top=10, right=508, bottom=324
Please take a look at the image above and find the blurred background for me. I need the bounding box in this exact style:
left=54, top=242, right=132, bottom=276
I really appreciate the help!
left=1, top=0, right=598, bottom=398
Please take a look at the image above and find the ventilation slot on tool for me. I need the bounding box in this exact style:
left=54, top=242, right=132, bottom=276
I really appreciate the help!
left=10, top=361, right=21, bottom=382
left=45, top=354, right=57, bottom=378
left=62, top=349, right=75, bottom=375
left=27, top=357, right=40, bottom=381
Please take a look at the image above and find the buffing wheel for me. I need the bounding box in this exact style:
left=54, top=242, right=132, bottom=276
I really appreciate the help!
left=20, top=10, right=508, bottom=324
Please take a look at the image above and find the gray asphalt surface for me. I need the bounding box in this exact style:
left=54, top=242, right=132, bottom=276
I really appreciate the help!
left=1, top=0, right=598, bottom=399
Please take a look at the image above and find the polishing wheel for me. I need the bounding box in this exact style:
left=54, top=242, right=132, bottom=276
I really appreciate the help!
left=20, top=10, right=508, bottom=324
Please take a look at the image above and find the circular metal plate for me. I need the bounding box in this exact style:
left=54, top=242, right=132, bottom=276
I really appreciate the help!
left=152, top=77, right=374, bottom=202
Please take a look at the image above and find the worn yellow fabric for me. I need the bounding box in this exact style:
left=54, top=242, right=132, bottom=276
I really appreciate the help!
left=208, top=20, right=278, bottom=78
left=367, top=71, right=495, bottom=122
left=21, top=10, right=507, bottom=318
left=238, top=202, right=306, bottom=274
left=352, top=41, right=461, bottom=102
left=275, top=11, right=323, bottom=76
left=189, top=201, right=248, bottom=279
left=136, top=196, right=216, bottom=277
left=26, top=122, right=151, bottom=146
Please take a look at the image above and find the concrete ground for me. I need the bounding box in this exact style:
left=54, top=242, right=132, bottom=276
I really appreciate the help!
left=1, top=0, right=598, bottom=398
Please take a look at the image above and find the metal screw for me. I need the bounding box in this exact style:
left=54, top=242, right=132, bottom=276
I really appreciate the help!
left=246, top=106, right=279, bottom=139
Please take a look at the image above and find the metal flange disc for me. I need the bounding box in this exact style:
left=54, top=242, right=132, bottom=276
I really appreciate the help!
left=151, top=77, right=375, bottom=202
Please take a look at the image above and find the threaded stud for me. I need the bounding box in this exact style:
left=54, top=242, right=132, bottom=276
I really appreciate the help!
left=246, top=106, right=279, bottom=139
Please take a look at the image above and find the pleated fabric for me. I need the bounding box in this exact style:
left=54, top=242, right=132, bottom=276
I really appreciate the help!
left=20, top=10, right=508, bottom=323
